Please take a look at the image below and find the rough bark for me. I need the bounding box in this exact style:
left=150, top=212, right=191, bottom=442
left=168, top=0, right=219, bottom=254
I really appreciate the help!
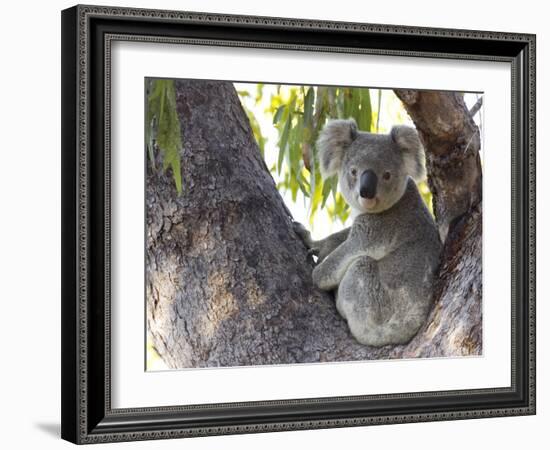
left=147, top=81, right=482, bottom=368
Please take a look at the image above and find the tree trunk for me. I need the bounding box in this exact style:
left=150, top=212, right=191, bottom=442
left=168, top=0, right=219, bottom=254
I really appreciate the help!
left=146, top=81, right=482, bottom=368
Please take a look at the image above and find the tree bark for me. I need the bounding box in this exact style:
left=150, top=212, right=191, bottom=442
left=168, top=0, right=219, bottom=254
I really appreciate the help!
left=394, top=89, right=482, bottom=242
left=147, top=81, right=482, bottom=368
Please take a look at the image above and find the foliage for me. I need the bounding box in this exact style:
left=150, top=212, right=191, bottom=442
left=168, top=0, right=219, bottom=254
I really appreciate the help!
left=238, top=87, right=268, bottom=157
left=146, top=79, right=183, bottom=194
left=143, top=79, right=433, bottom=220
left=237, top=85, right=433, bottom=227
left=238, top=85, right=434, bottom=226
left=270, top=86, right=375, bottom=225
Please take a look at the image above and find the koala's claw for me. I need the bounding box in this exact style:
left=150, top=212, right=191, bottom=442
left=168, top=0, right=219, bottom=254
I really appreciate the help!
left=306, top=248, right=320, bottom=265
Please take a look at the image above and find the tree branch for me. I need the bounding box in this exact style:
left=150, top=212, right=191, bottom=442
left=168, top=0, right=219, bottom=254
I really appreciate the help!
left=394, top=90, right=483, bottom=242
left=469, top=96, right=483, bottom=118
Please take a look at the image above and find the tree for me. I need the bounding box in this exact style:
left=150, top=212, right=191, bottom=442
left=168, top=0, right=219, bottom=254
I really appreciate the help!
left=146, top=80, right=482, bottom=368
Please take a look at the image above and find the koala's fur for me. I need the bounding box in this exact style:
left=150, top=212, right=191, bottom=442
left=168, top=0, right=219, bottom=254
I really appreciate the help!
left=295, top=118, right=441, bottom=347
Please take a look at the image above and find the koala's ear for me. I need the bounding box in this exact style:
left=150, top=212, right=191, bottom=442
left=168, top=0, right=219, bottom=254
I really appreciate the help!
left=390, top=125, right=426, bottom=182
left=316, top=119, right=358, bottom=179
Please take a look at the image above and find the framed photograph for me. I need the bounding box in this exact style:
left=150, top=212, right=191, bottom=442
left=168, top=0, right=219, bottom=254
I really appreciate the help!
left=61, top=4, right=536, bottom=444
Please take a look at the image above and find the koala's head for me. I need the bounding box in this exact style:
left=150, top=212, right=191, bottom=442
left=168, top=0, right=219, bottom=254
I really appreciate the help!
left=317, top=118, right=425, bottom=214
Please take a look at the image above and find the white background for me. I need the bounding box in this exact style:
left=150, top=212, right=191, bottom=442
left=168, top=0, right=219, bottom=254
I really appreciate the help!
left=0, top=0, right=545, bottom=449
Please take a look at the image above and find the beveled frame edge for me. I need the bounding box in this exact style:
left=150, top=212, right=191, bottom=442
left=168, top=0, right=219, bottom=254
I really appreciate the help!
left=61, top=4, right=536, bottom=444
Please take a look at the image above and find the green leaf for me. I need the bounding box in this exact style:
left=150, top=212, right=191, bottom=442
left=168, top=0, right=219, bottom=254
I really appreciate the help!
left=163, top=143, right=182, bottom=193
left=273, top=105, right=286, bottom=124
left=336, top=88, right=345, bottom=118
left=255, top=83, right=264, bottom=104
left=351, top=88, right=361, bottom=121
left=242, top=105, right=267, bottom=157
left=278, top=113, right=291, bottom=174
left=289, top=116, right=302, bottom=177
left=326, top=87, right=338, bottom=117
left=343, top=88, right=352, bottom=118
left=309, top=171, right=323, bottom=224
left=298, top=184, right=308, bottom=198
left=303, top=87, right=315, bottom=125
left=376, top=89, right=382, bottom=132
left=358, top=88, right=372, bottom=132
left=321, top=175, right=335, bottom=209
left=333, top=194, right=350, bottom=224
left=146, top=79, right=184, bottom=194
left=158, top=81, right=166, bottom=126
left=145, top=85, right=156, bottom=169
left=331, top=176, right=339, bottom=204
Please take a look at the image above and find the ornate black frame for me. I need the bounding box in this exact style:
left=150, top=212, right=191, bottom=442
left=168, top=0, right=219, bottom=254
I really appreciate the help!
left=61, top=4, right=536, bottom=444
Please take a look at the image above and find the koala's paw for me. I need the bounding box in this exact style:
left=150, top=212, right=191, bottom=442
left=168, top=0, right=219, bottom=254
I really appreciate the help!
left=311, top=265, right=324, bottom=289
left=316, top=249, right=330, bottom=264
left=292, top=221, right=313, bottom=248
left=293, top=222, right=320, bottom=264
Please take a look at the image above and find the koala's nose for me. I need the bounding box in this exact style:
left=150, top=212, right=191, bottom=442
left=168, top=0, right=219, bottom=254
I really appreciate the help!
left=359, top=170, right=378, bottom=199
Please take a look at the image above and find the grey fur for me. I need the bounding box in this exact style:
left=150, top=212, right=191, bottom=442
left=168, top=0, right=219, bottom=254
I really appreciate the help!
left=390, top=125, right=426, bottom=182
left=317, top=119, right=358, bottom=178
left=296, top=120, right=441, bottom=347
left=294, top=223, right=350, bottom=263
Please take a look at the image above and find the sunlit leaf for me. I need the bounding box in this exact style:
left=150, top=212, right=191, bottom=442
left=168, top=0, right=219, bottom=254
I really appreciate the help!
left=297, top=171, right=309, bottom=197
left=358, top=88, right=372, bottom=132
left=278, top=112, right=292, bottom=174
left=309, top=171, right=323, bottom=225
left=303, top=87, right=314, bottom=125
left=343, top=88, right=352, bottom=118
left=245, top=108, right=267, bottom=157
left=289, top=116, right=303, bottom=177
left=326, top=87, right=338, bottom=117
left=273, top=105, right=285, bottom=124
left=336, top=88, right=345, bottom=118
left=290, top=171, right=299, bottom=201
left=321, top=175, right=336, bottom=209
left=255, top=83, right=264, bottom=104
left=376, top=89, right=382, bottom=132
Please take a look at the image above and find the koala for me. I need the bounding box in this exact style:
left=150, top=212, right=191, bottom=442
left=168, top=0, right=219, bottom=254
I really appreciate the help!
left=295, top=118, right=442, bottom=347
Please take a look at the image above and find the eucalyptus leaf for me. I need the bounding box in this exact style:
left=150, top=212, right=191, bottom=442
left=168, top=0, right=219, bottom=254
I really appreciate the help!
left=146, top=79, right=183, bottom=194
left=359, top=88, right=372, bottom=132
left=278, top=113, right=292, bottom=174
left=273, top=105, right=285, bottom=124
left=303, top=87, right=314, bottom=125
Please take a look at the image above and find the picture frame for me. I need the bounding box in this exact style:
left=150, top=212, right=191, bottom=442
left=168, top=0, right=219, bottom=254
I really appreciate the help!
left=61, top=4, right=536, bottom=444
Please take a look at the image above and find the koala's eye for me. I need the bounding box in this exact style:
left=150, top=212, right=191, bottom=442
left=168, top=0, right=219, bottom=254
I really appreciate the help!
left=350, top=168, right=358, bottom=177
left=383, top=171, right=391, bottom=181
